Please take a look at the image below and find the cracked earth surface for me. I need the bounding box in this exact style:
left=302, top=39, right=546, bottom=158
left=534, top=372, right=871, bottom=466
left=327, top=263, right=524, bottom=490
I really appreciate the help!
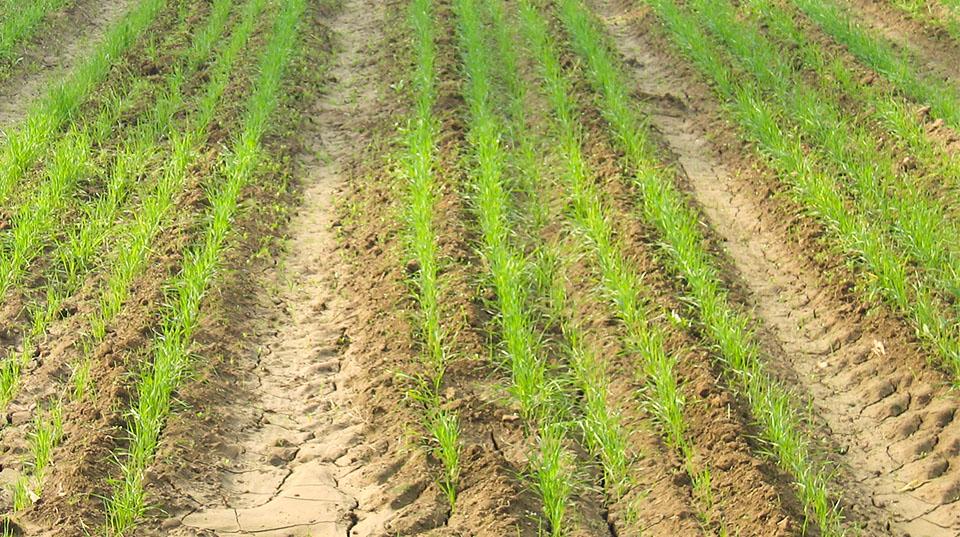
left=165, top=1, right=394, bottom=534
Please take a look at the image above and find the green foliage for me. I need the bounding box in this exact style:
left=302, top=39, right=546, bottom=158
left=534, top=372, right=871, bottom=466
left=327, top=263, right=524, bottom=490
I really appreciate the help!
left=790, top=0, right=960, bottom=125
left=641, top=0, right=858, bottom=531
left=0, top=0, right=168, bottom=212
left=402, top=0, right=462, bottom=512
left=689, top=0, right=960, bottom=379
left=0, top=0, right=238, bottom=519
left=455, top=0, right=577, bottom=527
left=517, top=0, right=714, bottom=527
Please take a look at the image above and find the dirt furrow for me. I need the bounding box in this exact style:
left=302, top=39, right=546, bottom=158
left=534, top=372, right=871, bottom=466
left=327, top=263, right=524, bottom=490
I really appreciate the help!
left=157, top=1, right=399, bottom=535
left=0, top=0, right=134, bottom=131
left=589, top=1, right=960, bottom=535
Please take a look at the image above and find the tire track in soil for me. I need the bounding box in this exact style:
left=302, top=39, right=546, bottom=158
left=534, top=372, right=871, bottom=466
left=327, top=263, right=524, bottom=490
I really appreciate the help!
left=590, top=1, right=960, bottom=535
left=0, top=0, right=134, bottom=130
left=164, top=1, right=411, bottom=535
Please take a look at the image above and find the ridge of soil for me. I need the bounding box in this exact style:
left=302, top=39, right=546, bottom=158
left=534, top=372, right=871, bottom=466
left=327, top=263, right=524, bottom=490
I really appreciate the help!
left=589, top=0, right=960, bottom=535
left=0, top=0, right=135, bottom=131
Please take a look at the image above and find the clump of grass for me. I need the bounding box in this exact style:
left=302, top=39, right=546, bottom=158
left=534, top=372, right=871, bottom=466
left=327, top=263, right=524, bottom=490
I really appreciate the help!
left=8, top=403, right=63, bottom=511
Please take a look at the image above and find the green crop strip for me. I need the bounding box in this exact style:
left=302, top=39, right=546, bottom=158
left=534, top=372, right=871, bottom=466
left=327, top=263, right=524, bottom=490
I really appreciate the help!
left=88, top=0, right=264, bottom=347
left=0, top=0, right=237, bottom=515
left=455, top=0, right=580, bottom=530
left=741, top=0, right=960, bottom=207
left=0, top=122, right=98, bottom=301
left=645, top=0, right=960, bottom=382
left=676, top=0, right=960, bottom=378
left=516, top=0, right=724, bottom=529
left=103, top=0, right=305, bottom=531
left=689, top=0, right=960, bottom=325
left=488, top=0, right=631, bottom=504
left=787, top=0, right=960, bottom=129
left=0, top=0, right=166, bottom=214
left=401, top=0, right=461, bottom=511
left=0, top=0, right=237, bottom=411
left=556, top=0, right=844, bottom=532
left=738, top=0, right=960, bottom=317
left=0, top=0, right=72, bottom=67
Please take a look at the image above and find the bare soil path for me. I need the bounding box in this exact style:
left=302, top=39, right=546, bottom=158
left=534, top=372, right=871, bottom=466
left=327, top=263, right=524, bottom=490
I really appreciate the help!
left=0, top=0, right=133, bottom=130
left=590, top=1, right=960, bottom=535
left=162, top=1, right=411, bottom=535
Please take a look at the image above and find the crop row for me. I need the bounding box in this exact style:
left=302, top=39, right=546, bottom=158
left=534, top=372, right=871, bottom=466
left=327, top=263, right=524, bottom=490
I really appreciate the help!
left=401, top=0, right=462, bottom=512
left=888, top=0, right=960, bottom=38
left=790, top=0, right=960, bottom=130
left=103, top=0, right=306, bottom=532
left=681, top=0, right=960, bottom=380
left=0, top=0, right=241, bottom=520
left=0, top=0, right=167, bottom=213
left=0, top=0, right=71, bottom=68
left=490, top=0, right=633, bottom=511
left=554, top=0, right=851, bottom=532
left=521, top=0, right=718, bottom=527
left=454, top=0, right=584, bottom=530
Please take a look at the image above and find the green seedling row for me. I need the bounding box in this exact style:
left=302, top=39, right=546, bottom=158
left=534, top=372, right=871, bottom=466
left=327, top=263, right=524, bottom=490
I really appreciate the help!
left=89, top=0, right=264, bottom=347
left=888, top=0, right=960, bottom=38
left=687, top=0, right=960, bottom=348
left=516, top=0, right=722, bottom=528
left=103, top=0, right=305, bottom=531
left=0, top=0, right=238, bottom=513
left=0, top=0, right=168, bottom=213
left=646, top=0, right=960, bottom=382
left=788, top=0, right=960, bottom=129
left=401, top=0, right=461, bottom=512
left=559, top=0, right=844, bottom=532
left=489, top=0, right=632, bottom=503
left=455, top=0, right=579, bottom=530
left=0, top=91, right=133, bottom=408
left=742, top=0, right=960, bottom=220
